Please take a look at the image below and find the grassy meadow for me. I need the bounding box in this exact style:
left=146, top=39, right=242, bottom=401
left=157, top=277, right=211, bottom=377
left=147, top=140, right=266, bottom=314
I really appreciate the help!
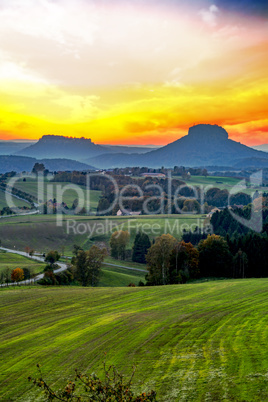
left=176, top=175, right=267, bottom=196
left=0, top=279, right=267, bottom=401
left=0, top=189, right=31, bottom=209
left=13, top=179, right=102, bottom=211
left=100, top=264, right=146, bottom=287
left=0, top=214, right=207, bottom=255
left=0, top=250, right=45, bottom=275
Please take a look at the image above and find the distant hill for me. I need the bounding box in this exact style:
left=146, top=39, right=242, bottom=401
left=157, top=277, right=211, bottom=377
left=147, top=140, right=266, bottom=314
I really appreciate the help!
left=0, top=155, right=95, bottom=174
left=16, top=135, right=109, bottom=160
left=87, top=125, right=268, bottom=168
left=16, top=135, right=156, bottom=160
left=102, top=145, right=157, bottom=154
left=0, top=141, right=36, bottom=155
left=233, top=157, right=268, bottom=169
left=252, top=144, right=268, bottom=152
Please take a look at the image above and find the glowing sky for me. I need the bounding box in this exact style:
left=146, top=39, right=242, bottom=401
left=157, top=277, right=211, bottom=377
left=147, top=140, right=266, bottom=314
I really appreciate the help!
left=0, top=0, right=267, bottom=145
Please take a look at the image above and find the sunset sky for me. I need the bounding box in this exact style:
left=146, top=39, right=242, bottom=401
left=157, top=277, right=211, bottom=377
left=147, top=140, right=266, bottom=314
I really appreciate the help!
left=0, top=0, right=267, bottom=145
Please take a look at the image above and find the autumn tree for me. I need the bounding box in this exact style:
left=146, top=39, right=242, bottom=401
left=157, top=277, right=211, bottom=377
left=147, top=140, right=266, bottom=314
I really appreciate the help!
left=73, top=246, right=107, bottom=286
left=110, top=230, right=130, bottom=260
left=11, top=268, right=24, bottom=282
left=146, top=234, right=177, bottom=285
left=25, top=246, right=31, bottom=255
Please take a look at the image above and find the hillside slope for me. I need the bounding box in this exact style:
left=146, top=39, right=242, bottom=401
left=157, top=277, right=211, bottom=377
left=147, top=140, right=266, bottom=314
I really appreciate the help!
left=0, top=279, right=267, bottom=401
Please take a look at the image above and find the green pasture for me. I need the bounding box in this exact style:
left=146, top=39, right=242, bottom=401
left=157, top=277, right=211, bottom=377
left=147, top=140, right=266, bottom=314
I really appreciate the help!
left=104, top=256, right=147, bottom=271
left=0, top=189, right=31, bottom=209
left=100, top=264, right=146, bottom=287
left=0, top=250, right=45, bottom=275
left=0, top=214, right=207, bottom=254
left=176, top=175, right=242, bottom=190
left=0, top=279, right=267, bottom=401
left=13, top=179, right=101, bottom=211
left=175, top=175, right=267, bottom=196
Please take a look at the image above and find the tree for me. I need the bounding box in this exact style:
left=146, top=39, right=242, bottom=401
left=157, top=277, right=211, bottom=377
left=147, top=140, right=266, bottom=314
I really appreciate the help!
left=97, top=197, right=111, bottom=215
left=198, top=234, right=232, bottom=277
left=44, top=250, right=61, bottom=267
left=132, top=232, right=151, bottom=264
left=233, top=249, right=248, bottom=278
left=3, top=268, right=11, bottom=285
left=73, top=246, right=107, bottom=286
left=32, top=163, right=48, bottom=175
left=110, top=231, right=130, bottom=260
left=146, top=234, right=177, bottom=285
left=25, top=246, right=31, bottom=255
left=22, top=267, right=32, bottom=280
left=72, top=244, right=83, bottom=258
left=182, top=199, right=201, bottom=214
left=170, top=241, right=199, bottom=284
left=11, top=268, right=24, bottom=282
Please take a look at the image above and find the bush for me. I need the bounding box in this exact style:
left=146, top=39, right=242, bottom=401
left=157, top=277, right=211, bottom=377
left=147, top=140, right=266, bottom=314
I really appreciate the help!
left=28, top=360, right=157, bottom=401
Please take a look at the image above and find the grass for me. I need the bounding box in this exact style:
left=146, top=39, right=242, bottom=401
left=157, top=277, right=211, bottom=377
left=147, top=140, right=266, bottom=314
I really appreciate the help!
left=13, top=179, right=102, bottom=211
left=0, top=250, right=45, bottom=275
left=0, top=279, right=267, bottom=401
left=104, top=256, right=147, bottom=271
left=175, top=175, right=242, bottom=190
left=99, top=265, right=146, bottom=287
left=0, top=189, right=31, bottom=209
left=174, top=175, right=268, bottom=196
left=0, top=214, right=207, bottom=255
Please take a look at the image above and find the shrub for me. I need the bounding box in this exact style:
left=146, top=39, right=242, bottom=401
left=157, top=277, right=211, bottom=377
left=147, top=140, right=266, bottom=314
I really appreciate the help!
left=28, top=361, right=157, bottom=401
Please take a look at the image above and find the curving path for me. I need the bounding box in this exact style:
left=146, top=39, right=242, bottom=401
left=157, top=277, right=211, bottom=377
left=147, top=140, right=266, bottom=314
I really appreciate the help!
left=0, top=247, right=146, bottom=287
left=0, top=247, right=67, bottom=287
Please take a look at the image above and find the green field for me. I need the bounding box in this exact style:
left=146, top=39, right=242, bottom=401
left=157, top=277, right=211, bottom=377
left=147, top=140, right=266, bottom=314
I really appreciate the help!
left=13, top=179, right=101, bottom=211
left=176, top=175, right=267, bottom=196
left=0, top=250, right=45, bottom=275
left=176, top=175, right=242, bottom=190
left=104, top=256, right=147, bottom=271
left=0, top=214, right=207, bottom=254
left=100, top=264, right=146, bottom=287
left=0, top=279, right=267, bottom=401
left=0, top=189, right=31, bottom=209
